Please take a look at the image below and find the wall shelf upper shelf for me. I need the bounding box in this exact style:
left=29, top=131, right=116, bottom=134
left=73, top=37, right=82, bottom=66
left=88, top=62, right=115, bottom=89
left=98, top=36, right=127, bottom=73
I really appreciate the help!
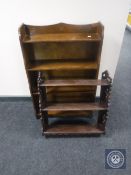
left=42, top=102, right=108, bottom=111
left=40, top=79, right=110, bottom=87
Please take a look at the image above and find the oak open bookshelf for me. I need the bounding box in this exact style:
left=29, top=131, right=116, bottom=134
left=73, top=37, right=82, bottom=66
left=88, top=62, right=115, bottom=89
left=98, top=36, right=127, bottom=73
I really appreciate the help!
left=19, top=22, right=112, bottom=136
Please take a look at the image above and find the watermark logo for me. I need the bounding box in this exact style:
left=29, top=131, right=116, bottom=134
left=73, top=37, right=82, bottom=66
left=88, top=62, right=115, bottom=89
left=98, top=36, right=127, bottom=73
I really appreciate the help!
left=105, top=149, right=126, bottom=169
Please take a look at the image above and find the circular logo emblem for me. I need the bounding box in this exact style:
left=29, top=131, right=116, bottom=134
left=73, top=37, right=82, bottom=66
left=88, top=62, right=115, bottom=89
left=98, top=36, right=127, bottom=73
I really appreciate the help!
left=107, top=150, right=125, bottom=168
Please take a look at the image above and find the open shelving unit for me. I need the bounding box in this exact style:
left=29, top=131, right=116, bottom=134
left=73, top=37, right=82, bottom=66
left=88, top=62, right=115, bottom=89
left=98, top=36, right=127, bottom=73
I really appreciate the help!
left=19, top=22, right=112, bottom=136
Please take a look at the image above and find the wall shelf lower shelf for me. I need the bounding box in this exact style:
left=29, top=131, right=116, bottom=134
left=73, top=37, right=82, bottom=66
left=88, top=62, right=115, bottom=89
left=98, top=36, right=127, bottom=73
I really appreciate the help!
left=44, top=123, right=104, bottom=136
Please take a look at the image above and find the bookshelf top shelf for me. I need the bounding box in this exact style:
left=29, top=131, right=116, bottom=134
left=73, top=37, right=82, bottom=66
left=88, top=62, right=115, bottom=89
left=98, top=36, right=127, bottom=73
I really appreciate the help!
left=23, top=33, right=101, bottom=43
left=19, top=22, right=104, bottom=43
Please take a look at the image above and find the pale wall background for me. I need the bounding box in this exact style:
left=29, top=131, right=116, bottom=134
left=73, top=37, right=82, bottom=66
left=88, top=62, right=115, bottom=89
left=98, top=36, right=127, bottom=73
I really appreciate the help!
left=0, top=0, right=129, bottom=96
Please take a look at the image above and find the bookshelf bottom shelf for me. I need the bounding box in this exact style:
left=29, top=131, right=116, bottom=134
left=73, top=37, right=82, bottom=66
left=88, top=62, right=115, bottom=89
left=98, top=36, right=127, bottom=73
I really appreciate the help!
left=44, top=123, right=104, bottom=136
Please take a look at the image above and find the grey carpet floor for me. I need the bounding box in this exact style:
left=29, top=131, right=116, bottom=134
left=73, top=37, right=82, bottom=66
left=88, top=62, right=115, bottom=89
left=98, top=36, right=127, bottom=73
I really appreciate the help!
left=0, top=29, right=131, bottom=175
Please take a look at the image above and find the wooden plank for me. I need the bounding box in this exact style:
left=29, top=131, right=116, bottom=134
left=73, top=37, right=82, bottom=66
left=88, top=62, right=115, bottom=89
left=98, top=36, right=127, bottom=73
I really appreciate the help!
left=47, top=111, right=91, bottom=117
left=28, top=61, right=97, bottom=71
left=23, top=33, right=101, bottom=43
left=41, top=79, right=109, bottom=86
left=38, top=111, right=91, bottom=117
left=44, top=124, right=104, bottom=135
left=42, top=103, right=107, bottom=111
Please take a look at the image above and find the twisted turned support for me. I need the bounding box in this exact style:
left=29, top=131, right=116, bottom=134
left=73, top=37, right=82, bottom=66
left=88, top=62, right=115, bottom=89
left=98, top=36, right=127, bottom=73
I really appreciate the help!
left=37, top=71, right=48, bottom=133
left=97, top=70, right=112, bottom=131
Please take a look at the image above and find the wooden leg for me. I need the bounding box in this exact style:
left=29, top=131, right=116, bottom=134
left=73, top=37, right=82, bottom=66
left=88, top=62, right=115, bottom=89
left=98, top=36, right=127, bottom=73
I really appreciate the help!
left=41, top=111, right=48, bottom=132
left=97, top=110, right=108, bottom=131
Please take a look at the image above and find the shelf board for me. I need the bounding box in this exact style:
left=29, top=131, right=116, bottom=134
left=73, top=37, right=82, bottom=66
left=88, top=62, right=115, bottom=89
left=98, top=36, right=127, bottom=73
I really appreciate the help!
left=41, top=79, right=109, bottom=87
left=42, top=103, right=107, bottom=111
left=23, top=33, right=101, bottom=43
left=44, top=124, right=104, bottom=135
left=28, top=61, right=97, bottom=71
left=38, top=111, right=91, bottom=118
left=47, top=111, right=92, bottom=117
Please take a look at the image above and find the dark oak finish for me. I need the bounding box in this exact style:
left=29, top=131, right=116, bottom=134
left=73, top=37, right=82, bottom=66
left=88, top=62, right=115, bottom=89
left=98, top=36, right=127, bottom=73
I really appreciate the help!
left=19, top=22, right=112, bottom=136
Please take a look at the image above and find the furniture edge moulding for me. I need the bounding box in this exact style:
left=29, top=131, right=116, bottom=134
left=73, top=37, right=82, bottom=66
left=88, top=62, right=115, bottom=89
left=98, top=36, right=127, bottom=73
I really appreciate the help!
left=19, top=22, right=104, bottom=43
